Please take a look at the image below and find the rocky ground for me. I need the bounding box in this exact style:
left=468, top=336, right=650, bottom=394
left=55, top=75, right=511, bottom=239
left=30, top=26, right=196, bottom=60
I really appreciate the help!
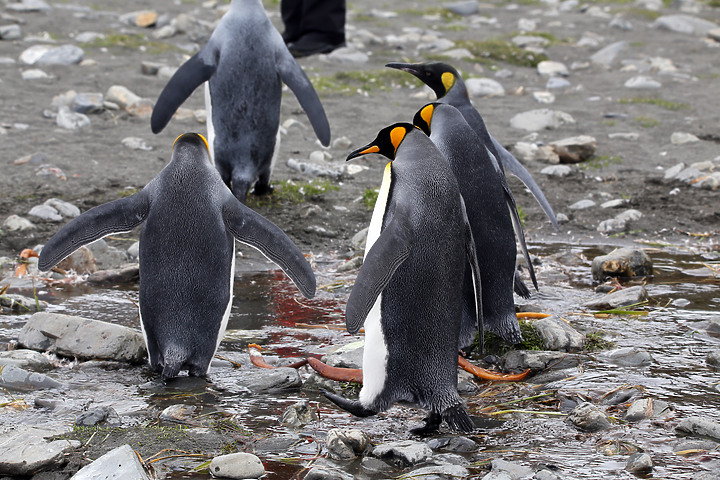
left=1, top=0, right=720, bottom=479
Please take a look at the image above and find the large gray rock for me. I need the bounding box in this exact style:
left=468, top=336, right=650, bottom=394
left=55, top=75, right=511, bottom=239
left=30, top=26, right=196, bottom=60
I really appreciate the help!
left=71, top=444, right=151, bottom=480
left=405, top=465, right=471, bottom=479
left=0, top=364, right=61, bottom=391
left=626, top=453, right=653, bottom=473
left=488, top=459, right=533, bottom=479
left=582, top=286, right=648, bottom=310
left=590, top=41, right=627, bottom=66
left=533, top=316, right=586, bottom=352
left=17, top=312, right=146, bottom=363
left=651, top=15, right=719, bottom=36
left=322, top=341, right=364, bottom=369
left=209, top=452, right=265, bottom=479
left=503, top=350, right=583, bottom=371
left=235, top=367, right=301, bottom=392
left=372, top=440, right=432, bottom=467
left=304, top=466, right=354, bottom=480
left=281, top=400, right=318, bottom=428
left=549, top=135, right=597, bottom=163
left=591, top=248, right=653, bottom=281
left=603, top=347, right=653, bottom=367
left=326, top=428, right=371, bottom=460
left=567, top=402, right=611, bottom=432
left=676, top=417, right=720, bottom=442
left=0, top=294, right=48, bottom=313
left=426, top=436, right=477, bottom=452
left=36, top=45, right=84, bottom=66
left=0, top=426, right=80, bottom=476
left=509, top=109, right=575, bottom=132
left=625, top=398, right=671, bottom=422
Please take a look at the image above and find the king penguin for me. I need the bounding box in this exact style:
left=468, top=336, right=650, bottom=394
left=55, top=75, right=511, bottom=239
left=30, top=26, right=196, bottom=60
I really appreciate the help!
left=38, top=133, right=316, bottom=379
left=386, top=61, right=558, bottom=230
left=151, top=0, right=331, bottom=202
left=322, top=124, right=483, bottom=434
left=413, top=103, right=535, bottom=347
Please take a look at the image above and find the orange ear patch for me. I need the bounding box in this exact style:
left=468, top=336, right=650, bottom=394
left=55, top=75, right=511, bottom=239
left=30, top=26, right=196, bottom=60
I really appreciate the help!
left=389, top=126, right=407, bottom=153
left=441, top=72, right=455, bottom=92
left=420, top=104, right=435, bottom=127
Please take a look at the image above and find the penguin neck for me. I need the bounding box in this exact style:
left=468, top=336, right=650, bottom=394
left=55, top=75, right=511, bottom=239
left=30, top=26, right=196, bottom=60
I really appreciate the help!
left=231, top=0, right=261, bottom=8
left=442, top=78, right=470, bottom=105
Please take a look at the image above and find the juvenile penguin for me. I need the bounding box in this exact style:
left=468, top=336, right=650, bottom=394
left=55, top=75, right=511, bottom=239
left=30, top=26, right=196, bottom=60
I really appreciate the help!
left=151, top=0, right=331, bottom=202
left=323, top=124, right=483, bottom=434
left=386, top=61, right=558, bottom=230
left=38, top=133, right=316, bottom=379
left=413, top=103, right=533, bottom=346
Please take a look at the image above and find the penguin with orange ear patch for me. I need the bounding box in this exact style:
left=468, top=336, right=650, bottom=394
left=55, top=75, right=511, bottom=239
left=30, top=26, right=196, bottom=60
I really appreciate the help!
left=38, top=133, right=316, bottom=379
left=322, top=124, right=483, bottom=434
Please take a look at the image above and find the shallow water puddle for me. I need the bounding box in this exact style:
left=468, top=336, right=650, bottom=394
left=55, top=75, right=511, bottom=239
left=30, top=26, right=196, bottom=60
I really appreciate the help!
left=2, top=243, right=720, bottom=478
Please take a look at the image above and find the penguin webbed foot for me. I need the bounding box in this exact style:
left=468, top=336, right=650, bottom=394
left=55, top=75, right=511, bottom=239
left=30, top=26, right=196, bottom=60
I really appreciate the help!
left=409, top=411, right=442, bottom=436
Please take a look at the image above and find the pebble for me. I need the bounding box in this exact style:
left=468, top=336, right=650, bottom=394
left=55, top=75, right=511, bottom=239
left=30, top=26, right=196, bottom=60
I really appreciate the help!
left=74, top=31, right=105, bottom=43
left=75, top=405, right=120, bottom=426
left=56, top=106, right=90, bottom=129
left=590, top=41, right=628, bottom=66
left=0, top=294, right=47, bottom=313
left=537, top=60, right=568, bottom=77
left=624, top=75, right=662, bottom=89
left=326, top=428, right=371, bottom=460
left=615, top=209, right=642, bottom=223
left=541, top=165, right=571, bottom=177
left=567, top=402, right=611, bottom=432
left=71, top=444, right=151, bottom=480
left=532, top=91, right=555, bottom=104
left=2, top=215, right=36, bottom=231
left=465, top=77, right=505, bottom=97
left=533, top=316, right=586, bottom=352
left=651, top=14, right=719, bottom=36
left=608, top=132, right=639, bottom=141
left=550, top=135, right=597, bottom=163
left=626, top=453, right=653, bottom=473
left=56, top=246, right=97, bottom=274
left=601, top=199, right=626, bottom=208
left=569, top=199, right=596, bottom=210
left=0, top=24, right=22, bottom=40
left=625, top=397, right=671, bottom=422
left=17, top=312, right=147, bottom=363
left=332, top=136, right=352, bottom=150
left=235, top=366, right=301, bottom=392
left=28, top=204, right=63, bottom=222
left=426, top=436, right=477, bottom=453
left=535, top=470, right=560, bottom=480
left=209, top=452, right=265, bottom=479
left=0, top=349, right=52, bottom=370
left=591, top=248, right=653, bottom=281
left=372, top=440, right=432, bottom=468
left=512, top=35, right=550, bottom=48
left=671, top=132, right=700, bottom=144
left=281, top=400, right=318, bottom=428
left=440, top=47, right=474, bottom=60
left=407, top=465, right=471, bottom=479
left=1, top=363, right=62, bottom=392
left=509, top=109, right=575, bottom=131
left=7, top=0, right=51, bottom=12
left=486, top=459, right=533, bottom=479
left=304, top=466, right=354, bottom=480
left=502, top=350, right=582, bottom=371
left=445, top=1, right=480, bottom=16
left=0, top=426, right=80, bottom=476
left=604, top=347, right=654, bottom=367
left=287, top=158, right=344, bottom=178
left=71, top=93, right=104, bottom=114
left=677, top=417, right=720, bottom=442
left=326, top=47, right=368, bottom=64
left=122, top=136, right=153, bottom=151
left=21, top=68, right=52, bottom=80
left=322, top=341, right=364, bottom=368
left=104, top=85, right=141, bottom=110
left=707, top=350, right=720, bottom=368
left=44, top=198, right=80, bottom=218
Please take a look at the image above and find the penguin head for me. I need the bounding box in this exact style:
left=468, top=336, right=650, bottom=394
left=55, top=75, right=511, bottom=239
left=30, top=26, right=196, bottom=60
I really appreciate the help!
left=385, top=61, right=459, bottom=99
left=346, top=123, right=416, bottom=161
left=172, top=133, right=211, bottom=161
left=412, top=103, right=443, bottom=136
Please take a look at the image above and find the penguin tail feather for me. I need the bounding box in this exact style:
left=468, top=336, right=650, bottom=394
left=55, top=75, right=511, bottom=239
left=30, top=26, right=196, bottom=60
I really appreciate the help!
left=442, top=404, right=475, bottom=433
left=321, top=389, right=377, bottom=418
left=514, top=270, right=531, bottom=299
left=161, top=347, right=189, bottom=379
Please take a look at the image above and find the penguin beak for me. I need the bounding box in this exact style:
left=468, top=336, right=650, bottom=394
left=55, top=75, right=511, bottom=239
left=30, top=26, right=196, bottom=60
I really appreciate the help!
left=346, top=143, right=380, bottom=162
left=386, top=62, right=420, bottom=77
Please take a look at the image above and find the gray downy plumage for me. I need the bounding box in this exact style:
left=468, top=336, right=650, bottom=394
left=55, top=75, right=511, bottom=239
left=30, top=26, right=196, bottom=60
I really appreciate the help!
left=38, top=133, right=316, bottom=379
left=151, top=0, right=330, bottom=202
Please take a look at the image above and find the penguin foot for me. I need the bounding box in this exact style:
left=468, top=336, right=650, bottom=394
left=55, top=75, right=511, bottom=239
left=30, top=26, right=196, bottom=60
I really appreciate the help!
left=251, top=183, right=274, bottom=196
left=516, top=312, right=551, bottom=320
left=442, top=404, right=474, bottom=433
left=409, top=411, right=442, bottom=435
left=321, top=389, right=377, bottom=418
left=458, top=355, right=531, bottom=381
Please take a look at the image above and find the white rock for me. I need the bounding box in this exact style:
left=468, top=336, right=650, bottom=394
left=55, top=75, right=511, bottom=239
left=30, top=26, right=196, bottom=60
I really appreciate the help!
left=121, top=137, right=153, bottom=151
left=439, top=48, right=474, bottom=60
left=209, top=452, right=265, bottom=479
left=7, top=0, right=51, bottom=12
left=533, top=91, right=555, bottom=104
left=601, top=199, right=627, bottom=208
left=75, top=32, right=105, bottom=43
left=3, top=215, right=36, bottom=231
left=56, top=106, right=90, bottom=130
left=590, top=40, right=627, bottom=66
left=104, top=85, right=141, bottom=109
left=616, top=209, right=643, bottom=222
left=537, top=60, right=568, bottom=77
left=326, top=47, right=368, bottom=64
left=28, top=204, right=62, bottom=222
left=569, top=199, right=596, bottom=210
left=36, top=44, right=83, bottom=66
left=541, top=165, right=572, bottom=177
left=44, top=198, right=80, bottom=218
left=664, top=162, right=686, bottom=180
left=21, top=69, right=51, bottom=80
left=624, top=75, right=662, bottom=89
left=608, top=132, right=639, bottom=141
left=71, top=444, right=151, bottom=480
left=0, top=426, right=79, bottom=476
left=465, top=77, right=505, bottom=97
left=309, top=150, right=332, bottom=162
left=651, top=15, right=719, bottom=36
left=19, top=44, right=52, bottom=65
left=671, top=132, right=699, bottom=144
left=509, top=109, right=575, bottom=131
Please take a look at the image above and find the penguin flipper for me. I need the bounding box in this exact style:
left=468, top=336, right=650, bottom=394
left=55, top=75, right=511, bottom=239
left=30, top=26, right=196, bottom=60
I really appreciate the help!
left=491, top=136, right=559, bottom=231
left=460, top=197, right=484, bottom=345
left=275, top=47, right=331, bottom=146
left=222, top=195, right=316, bottom=298
left=345, top=220, right=413, bottom=335
left=38, top=191, right=151, bottom=271
left=151, top=50, right=217, bottom=134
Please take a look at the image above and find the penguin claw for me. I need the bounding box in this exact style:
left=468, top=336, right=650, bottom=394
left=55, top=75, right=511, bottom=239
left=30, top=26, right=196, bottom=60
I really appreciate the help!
left=321, top=389, right=376, bottom=418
